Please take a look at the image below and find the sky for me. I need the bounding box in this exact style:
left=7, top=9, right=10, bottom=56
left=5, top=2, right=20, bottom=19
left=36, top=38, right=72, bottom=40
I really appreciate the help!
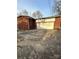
left=17, top=0, right=55, bottom=17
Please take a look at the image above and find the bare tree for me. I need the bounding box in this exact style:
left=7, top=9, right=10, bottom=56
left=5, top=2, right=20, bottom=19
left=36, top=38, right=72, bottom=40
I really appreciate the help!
left=18, top=9, right=28, bottom=16
left=32, top=11, right=43, bottom=19
left=36, top=11, right=43, bottom=19
left=53, top=0, right=61, bottom=16
left=32, top=12, right=37, bottom=18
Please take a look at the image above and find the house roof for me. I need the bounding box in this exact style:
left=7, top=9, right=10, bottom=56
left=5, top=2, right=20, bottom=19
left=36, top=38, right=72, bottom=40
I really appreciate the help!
left=17, top=15, right=31, bottom=18
left=36, top=16, right=61, bottom=20
left=17, top=15, right=36, bottom=20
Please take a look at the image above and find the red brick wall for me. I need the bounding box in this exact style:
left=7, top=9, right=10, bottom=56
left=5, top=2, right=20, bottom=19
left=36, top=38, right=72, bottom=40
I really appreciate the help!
left=17, top=16, right=29, bottom=30
left=17, top=16, right=36, bottom=30
left=54, top=17, right=61, bottom=30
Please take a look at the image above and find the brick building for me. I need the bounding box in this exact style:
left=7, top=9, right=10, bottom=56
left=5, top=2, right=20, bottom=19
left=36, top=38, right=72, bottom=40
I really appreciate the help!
left=17, top=16, right=36, bottom=30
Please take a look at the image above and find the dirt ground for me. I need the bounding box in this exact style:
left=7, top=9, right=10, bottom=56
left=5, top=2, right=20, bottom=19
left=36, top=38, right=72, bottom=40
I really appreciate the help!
left=17, top=29, right=61, bottom=59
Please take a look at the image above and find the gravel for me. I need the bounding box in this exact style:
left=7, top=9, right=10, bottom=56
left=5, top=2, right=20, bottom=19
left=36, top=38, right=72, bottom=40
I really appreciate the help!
left=17, top=29, right=61, bottom=59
